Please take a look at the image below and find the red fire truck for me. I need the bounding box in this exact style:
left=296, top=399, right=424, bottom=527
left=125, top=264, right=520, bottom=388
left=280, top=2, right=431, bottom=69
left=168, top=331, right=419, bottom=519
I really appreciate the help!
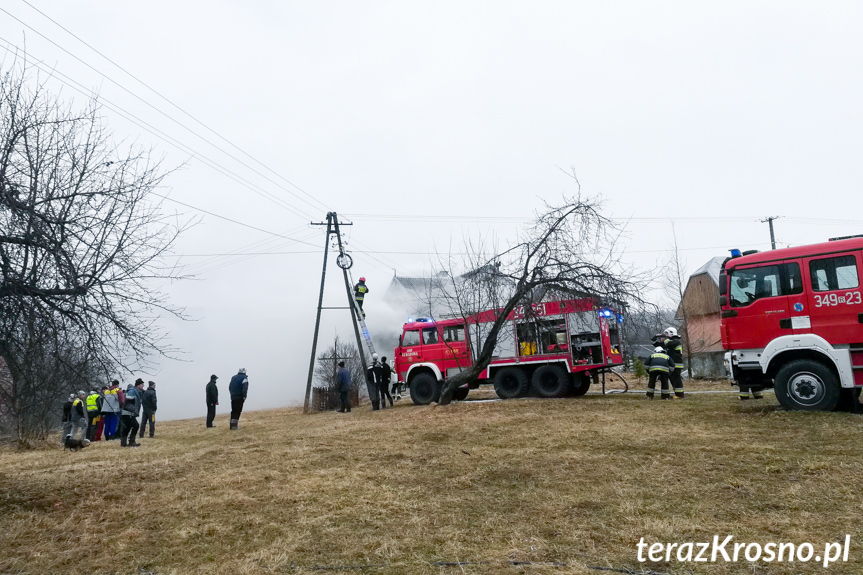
left=394, top=298, right=624, bottom=404
left=720, top=236, right=863, bottom=410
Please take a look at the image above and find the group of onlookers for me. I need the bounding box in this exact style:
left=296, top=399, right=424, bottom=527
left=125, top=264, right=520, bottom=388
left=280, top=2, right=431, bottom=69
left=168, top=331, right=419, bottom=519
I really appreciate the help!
left=62, top=378, right=157, bottom=448
left=59, top=367, right=252, bottom=448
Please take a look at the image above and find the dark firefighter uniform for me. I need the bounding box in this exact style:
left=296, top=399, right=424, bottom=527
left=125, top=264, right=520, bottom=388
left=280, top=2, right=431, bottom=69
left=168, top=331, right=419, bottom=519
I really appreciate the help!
left=353, top=280, right=368, bottom=315
left=665, top=335, right=686, bottom=398
left=645, top=349, right=675, bottom=399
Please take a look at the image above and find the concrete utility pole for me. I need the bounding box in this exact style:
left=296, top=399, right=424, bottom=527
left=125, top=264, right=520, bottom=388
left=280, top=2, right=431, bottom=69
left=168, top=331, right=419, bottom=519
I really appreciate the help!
left=761, top=216, right=780, bottom=250
left=303, top=212, right=367, bottom=413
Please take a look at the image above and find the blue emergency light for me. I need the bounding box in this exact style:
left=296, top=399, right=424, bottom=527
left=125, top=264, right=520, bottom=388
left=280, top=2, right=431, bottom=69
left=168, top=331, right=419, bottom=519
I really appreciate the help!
left=407, top=317, right=414, bottom=323
left=730, top=248, right=742, bottom=257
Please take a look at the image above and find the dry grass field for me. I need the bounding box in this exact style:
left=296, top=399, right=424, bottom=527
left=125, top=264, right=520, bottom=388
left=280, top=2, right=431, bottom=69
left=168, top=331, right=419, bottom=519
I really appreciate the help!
left=1, top=379, right=861, bottom=575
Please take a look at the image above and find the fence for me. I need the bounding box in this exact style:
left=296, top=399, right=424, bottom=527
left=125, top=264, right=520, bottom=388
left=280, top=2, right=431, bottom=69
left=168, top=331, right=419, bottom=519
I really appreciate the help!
left=311, top=385, right=360, bottom=411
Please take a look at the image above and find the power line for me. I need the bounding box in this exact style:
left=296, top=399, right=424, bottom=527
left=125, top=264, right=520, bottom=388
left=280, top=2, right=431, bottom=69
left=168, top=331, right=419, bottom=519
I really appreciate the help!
left=17, top=0, right=330, bottom=216
left=151, top=193, right=319, bottom=247
left=2, top=4, right=328, bottom=217
left=0, top=38, right=315, bottom=221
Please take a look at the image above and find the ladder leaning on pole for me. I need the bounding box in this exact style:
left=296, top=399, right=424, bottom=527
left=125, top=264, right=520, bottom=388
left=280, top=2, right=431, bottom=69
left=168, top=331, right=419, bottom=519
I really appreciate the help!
left=346, top=267, right=377, bottom=359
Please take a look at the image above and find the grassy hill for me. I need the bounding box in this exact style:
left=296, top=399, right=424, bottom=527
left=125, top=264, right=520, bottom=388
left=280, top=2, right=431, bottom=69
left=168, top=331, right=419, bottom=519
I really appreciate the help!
left=1, top=383, right=860, bottom=574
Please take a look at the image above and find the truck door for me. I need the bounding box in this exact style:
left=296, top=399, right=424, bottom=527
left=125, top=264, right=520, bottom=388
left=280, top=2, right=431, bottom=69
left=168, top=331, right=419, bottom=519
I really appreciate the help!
left=803, top=252, right=863, bottom=344
left=419, top=326, right=444, bottom=365
left=397, top=328, right=421, bottom=379
left=726, top=263, right=790, bottom=349
left=441, top=324, right=470, bottom=367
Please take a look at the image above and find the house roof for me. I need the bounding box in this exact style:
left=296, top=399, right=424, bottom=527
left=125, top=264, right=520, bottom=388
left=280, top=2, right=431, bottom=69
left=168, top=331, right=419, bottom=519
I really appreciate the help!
left=387, top=273, right=453, bottom=297
left=689, top=256, right=726, bottom=286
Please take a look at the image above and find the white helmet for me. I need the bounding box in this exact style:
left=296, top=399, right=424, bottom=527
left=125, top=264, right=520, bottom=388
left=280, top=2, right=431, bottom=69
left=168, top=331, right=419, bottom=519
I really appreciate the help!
left=663, top=327, right=678, bottom=338
left=372, top=353, right=379, bottom=360
left=654, top=346, right=665, bottom=353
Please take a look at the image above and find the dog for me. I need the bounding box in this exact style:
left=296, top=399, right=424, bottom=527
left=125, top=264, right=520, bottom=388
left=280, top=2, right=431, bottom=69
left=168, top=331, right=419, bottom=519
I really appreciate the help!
left=63, top=435, right=90, bottom=451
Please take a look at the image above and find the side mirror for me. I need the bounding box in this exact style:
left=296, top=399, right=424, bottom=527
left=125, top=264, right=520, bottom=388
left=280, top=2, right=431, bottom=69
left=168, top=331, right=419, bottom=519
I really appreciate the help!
left=719, top=296, right=727, bottom=307
left=718, top=272, right=727, bottom=296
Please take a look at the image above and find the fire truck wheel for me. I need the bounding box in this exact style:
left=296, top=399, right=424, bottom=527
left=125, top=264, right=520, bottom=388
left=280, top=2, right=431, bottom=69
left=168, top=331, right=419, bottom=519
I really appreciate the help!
left=774, top=359, right=840, bottom=411
left=571, top=373, right=592, bottom=396
left=531, top=365, right=570, bottom=398
left=493, top=367, right=529, bottom=399
left=453, top=387, right=469, bottom=401
left=409, top=373, right=440, bottom=405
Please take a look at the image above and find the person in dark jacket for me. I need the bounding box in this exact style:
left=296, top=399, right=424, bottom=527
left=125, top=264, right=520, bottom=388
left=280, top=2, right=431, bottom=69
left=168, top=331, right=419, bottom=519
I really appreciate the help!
left=645, top=347, right=675, bottom=399
left=663, top=327, right=686, bottom=398
left=61, top=393, right=75, bottom=443
left=379, top=356, right=394, bottom=407
left=119, top=379, right=144, bottom=447
left=69, top=391, right=89, bottom=441
left=336, top=362, right=351, bottom=413
left=205, top=375, right=219, bottom=427
left=366, top=354, right=383, bottom=410
left=229, top=368, right=248, bottom=430
left=139, top=381, right=157, bottom=438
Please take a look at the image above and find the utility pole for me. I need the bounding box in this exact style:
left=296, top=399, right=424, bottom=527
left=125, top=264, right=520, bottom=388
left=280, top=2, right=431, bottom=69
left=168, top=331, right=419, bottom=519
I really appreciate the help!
left=761, top=216, right=780, bottom=250
left=303, top=212, right=368, bottom=413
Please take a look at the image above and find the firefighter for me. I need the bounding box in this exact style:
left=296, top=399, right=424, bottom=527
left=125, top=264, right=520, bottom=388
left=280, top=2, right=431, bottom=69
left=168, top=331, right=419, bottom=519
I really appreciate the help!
left=85, top=389, right=102, bottom=442
left=645, top=346, right=675, bottom=399
left=379, top=356, right=394, bottom=407
left=738, top=376, right=764, bottom=400
left=353, top=277, right=368, bottom=317
left=366, top=354, right=382, bottom=410
left=663, top=327, right=685, bottom=398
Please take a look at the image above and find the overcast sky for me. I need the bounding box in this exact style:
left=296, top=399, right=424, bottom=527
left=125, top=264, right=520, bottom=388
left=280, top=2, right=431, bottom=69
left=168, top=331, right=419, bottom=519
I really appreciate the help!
left=2, top=1, right=863, bottom=420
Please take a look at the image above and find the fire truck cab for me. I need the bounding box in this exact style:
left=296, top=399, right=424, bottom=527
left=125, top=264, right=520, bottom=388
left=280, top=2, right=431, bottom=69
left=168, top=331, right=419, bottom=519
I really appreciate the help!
left=720, top=236, right=863, bottom=410
left=394, top=298, right=624, bottom=404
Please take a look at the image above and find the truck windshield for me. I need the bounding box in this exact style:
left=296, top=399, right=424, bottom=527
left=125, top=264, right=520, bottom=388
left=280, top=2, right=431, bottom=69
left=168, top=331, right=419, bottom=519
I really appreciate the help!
left=402, top=330, right=420, bottom=346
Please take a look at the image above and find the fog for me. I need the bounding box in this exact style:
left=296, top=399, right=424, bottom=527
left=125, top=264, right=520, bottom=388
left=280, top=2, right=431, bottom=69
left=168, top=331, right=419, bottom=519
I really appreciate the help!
left=2, top=2, right=863, bottom=420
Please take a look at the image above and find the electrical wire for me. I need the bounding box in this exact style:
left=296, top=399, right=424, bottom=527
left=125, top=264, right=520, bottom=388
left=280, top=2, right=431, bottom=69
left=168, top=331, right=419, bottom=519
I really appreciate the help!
left=18, top=0, right=330, bottom=216
left=2, top=4, right=328, bottom=217
left=0, top=38, right=318, bottom=222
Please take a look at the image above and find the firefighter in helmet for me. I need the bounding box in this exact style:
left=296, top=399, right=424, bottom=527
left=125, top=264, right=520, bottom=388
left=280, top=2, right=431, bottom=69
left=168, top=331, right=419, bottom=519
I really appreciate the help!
left=645, top=346, right=675, bottom=399
left=663, top=327, right=685, bottom=398
left=353, top=277, right=368, bottom=318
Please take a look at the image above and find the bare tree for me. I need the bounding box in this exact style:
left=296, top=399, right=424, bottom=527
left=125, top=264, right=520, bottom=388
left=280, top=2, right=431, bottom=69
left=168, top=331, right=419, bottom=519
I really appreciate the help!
left=659, top=226, right=695, bottom=373
left=434, top=179, right=646, bottom=405
left=313, top=335, right=364, bottom=408
left=0, top=60, right=190, bottom=439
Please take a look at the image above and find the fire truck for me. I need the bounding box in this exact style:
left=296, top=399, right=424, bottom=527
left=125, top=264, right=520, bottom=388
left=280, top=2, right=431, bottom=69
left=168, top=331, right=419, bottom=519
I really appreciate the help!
left=393, top=298, right=624, bottom=404
left=720, top=236, right=863, bottom=410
